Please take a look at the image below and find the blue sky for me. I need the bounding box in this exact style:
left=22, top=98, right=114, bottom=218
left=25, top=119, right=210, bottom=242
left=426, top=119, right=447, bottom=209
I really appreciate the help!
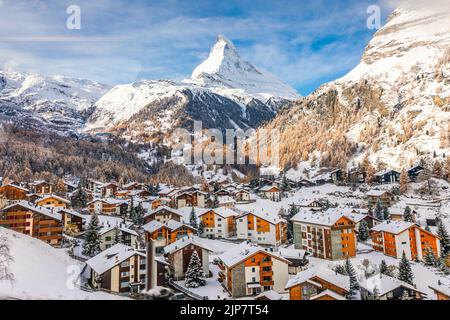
left=0, top=0, right=397, bottom=95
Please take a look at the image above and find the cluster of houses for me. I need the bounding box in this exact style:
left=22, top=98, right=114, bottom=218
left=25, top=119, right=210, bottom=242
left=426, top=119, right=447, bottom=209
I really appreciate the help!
left=0, top=171, right=447, bottom=301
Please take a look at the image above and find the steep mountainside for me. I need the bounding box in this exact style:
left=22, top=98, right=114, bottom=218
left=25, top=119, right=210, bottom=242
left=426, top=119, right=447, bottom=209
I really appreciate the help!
left=0, top=70, right=109, bottom=135
left=260, top=0, right=450, bottom=175
left=87, top=36, right=299, bottom=141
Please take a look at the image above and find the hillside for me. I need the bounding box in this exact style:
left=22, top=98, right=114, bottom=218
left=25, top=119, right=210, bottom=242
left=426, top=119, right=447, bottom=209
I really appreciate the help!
left=0, top=227, right=125, bottom=300
left=258, top=0, right=450, bottom=176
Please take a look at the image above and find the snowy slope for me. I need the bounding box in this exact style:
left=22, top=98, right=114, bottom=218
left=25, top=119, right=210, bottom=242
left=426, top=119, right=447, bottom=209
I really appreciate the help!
left=260, top=0, right=450, bottom=172
left=0, top=227, right=124, bottom=300
left=188, top=35, right=299, bottom=101
left=87, top=36, right=299, bottom=138
left=0, top=70, right=109, bottom=133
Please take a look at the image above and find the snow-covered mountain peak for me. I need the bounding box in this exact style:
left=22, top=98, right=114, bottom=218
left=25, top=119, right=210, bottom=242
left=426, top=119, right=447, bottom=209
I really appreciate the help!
left=188, top=35, right=300, bottom=100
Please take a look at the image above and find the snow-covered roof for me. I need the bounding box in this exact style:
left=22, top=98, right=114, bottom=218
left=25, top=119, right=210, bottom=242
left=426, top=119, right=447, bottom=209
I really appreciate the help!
left=85, top=244, right=145, bottom=275
left=310, top=289, right=346, bottom=300
left=58, top=209, right=86, bottom=220
left=360, top=274, right=426, bottom=296
left=143, top=205, right=182, bottom=219
left=429, top=280, right=450, bottom=297
left=163, top=235, right=213, bottom=255
left=87, top=198, right=128, bottom=206
left=285, top=266, right=350, bottom=291
left=291, top=208, right=353, bottom=227
left=99, top=223, right=139, bottom=237
left=217, top=196, right=236, bottom=204
left=37, top=194, right=71, bottom=204
left=143, top=219, right=194, bottom=233
left=219, top=242, right=289, bottom=268
left=255, top=290, right=283, bottom=300
left=278, top=247, right=306, bottom=260
left=2, top=201, right=62, bottom=221
left=259, top=185, right=281, bottom=192
left=241, top=210, right=285, bottom=225
left=370, top=220, right=415, bottom=234
left=1, top=183, right=30, bottom=192
left=375, top=169, right=399, bottom=176
left=143, top=220, right=163, bottom=234
left=366, top=190, right=391, bottom=197
left=209, top=207, right=239, bottom=218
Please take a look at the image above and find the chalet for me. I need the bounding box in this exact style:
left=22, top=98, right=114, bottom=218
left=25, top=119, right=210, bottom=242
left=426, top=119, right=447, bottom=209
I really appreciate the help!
left=347, top=168, right=366, bottom=184
left=198, top=208, right=238, bottom=239
left=100, top=182, right=119, bottom=198
left=36, top=195, right=70, bottom=209
left=0, top=201, right=63, bottom=246
left=217, top=196, right=236, bottom=208
left=122, top=182, right=146, bottom=191
left=218, top=242, right=290, bottom=298
left=236, top=211, right=287, bottom=246
left=330, top=169, right=344, bottom=184
left=375, top=169, right=400, bottom=184
left=30, top=181, right=54, bottom=195
left=163, top=236, right=212, bottom=280
left=360, top=274, right=426, bottom=300
left=389, top=208, right=417, bottom=222
left=294, top=199, right=324, bottom=210
left=87, top=199, right=128, bottom=216
left=59, top=208, right=86, bottom=234
left=429, top=280, right=450, bottom=300
left=366, top=190, right=396, bottom=208
left=63, top=180, right=78, bottom=193
left=215, top=189, right=231, bottom=197
left=291, top=209, right=357, bottom=260
left=370, top=220, right=441, bottom=261
left=143, top=219, right=196, bottom=252
left=143, top=206, right=182, bottom=224
left=259, top=166, right=279, bottom=181
left=278, top=248, right=309, bottom=275
left=98, top=223, right=139, bottom=251
left=407, top=165, right=424, bottom=182
left=87, top=180, right=104, bottom=195
left=151, top=197, right=171, bottom=210
left=0, top=184, right=30, bottom=201
left=258, top=185, right=281, bottom=202
left=285, top=266, right=350, bottom=300
left=85, top=244, right=146, bottom=294
left=340, top=208, right=380, bottom=229
left=233, top=189, right=251, bottom=202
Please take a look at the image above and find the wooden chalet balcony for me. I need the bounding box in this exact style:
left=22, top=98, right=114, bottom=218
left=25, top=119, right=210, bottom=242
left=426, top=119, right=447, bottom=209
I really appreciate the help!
left=260, top=280, right=274, bottom=286
left=260, top=270, right=273, bottom=276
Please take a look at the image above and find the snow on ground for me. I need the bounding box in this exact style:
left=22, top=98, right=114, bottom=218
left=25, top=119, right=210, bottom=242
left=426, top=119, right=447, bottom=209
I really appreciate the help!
left=304, top=243, right=450, bottom=300
left=0, top=228, right=126, bottom=300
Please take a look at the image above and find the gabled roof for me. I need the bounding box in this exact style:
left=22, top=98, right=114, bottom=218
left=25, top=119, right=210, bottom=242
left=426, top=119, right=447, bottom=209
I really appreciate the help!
left=58, top=208, right=86, bottom=220
left=218, top=242, right=290, bottom=269
left=370, top=220, right=415, bottom=234
left=200, top=208, right=239, bottom=219
left=1, top=183, right=30, bottom=192
left=37, top=194, right=71, bottom=204
left=240, top=210, right=285, bottom=225
left=429, top=280, right=450, bottom=297
left=143, top=219, right=195, bottom=234
left=163, top=236, right=213, bottom=255
left=310, top=289, right=346, bottom=300
left=259, top=185, right=281, bottom=192
left=143, top=205, right=182, bottom=219
left=87, top=198, right=128, bottom=206
left=285, top=266, right=350, bottom=291
left=1, top=201, right=62, bottom=221
left=375, top=169, right=400, bottom=176
left=255, top=290, right=283, bottom=300
left=291, top=208, right=354, bottom=227
left=360, top=274, right=426, bottom=296
left=85, top=244, right=145, bottom=275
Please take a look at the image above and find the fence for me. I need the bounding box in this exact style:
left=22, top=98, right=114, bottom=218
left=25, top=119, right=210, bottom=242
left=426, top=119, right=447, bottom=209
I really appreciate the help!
left=168, top=279, right=208, bottom=300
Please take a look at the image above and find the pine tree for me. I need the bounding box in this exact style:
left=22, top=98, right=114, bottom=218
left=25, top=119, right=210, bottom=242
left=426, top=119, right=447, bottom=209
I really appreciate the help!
left=198, top=221, right=205, bottom=237
left=403, top=206, right=413, bottom=222
left=398, top=251, right=414, bottom=285
left=189, top=207, right=198, bottom=229
left=132, top=202, right=145, bottom=226
left=380, top=260, right=393, bottom=277
left=334, top=264, right=347, bottom=276
left=113, top=226, right=122, bottom=245
left=437, top=221, right=450, bottom=257
left=374, top=200, right=384, bottom=220
left=71, top=185, right=88, bottom=209
left=401, top=289, right=410, bottom=300
left=82, top=214, right=102, bottom=257
left=424, top=247, right=437, bottom=267
left=358, top=220, right=370, bottom=242
left=383, top=206, right=390, bottom=220
left=433, top=160, right=442, bottom=178
left=399, top=169, right=409, bottom=194
left=185, top=250, right=206, bottom=288
left=345, top=258, right=359, bottom=300
left=128, top=197, right=137, bottom=220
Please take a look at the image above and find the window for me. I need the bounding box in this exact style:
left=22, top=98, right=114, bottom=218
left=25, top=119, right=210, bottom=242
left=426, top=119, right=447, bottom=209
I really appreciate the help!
left=252, top=267, right=255, bottom=272
left=120, top=282, right=129, bottom=289
left=121, top=271, right=130, bottom=277
left=105, top=236, right=111, bottom=242
left=121, top=261, right=130, bottom=268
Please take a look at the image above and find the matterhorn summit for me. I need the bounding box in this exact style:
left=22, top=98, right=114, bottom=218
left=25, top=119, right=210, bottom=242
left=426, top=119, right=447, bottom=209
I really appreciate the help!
left=188, top=35, right=300, bottom=100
